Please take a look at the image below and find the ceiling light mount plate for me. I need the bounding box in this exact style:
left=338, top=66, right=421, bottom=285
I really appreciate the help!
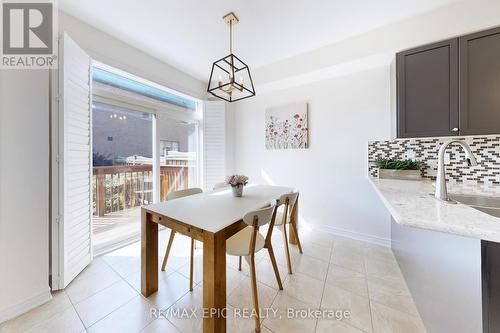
left=223, top=12, right=239, bottom=26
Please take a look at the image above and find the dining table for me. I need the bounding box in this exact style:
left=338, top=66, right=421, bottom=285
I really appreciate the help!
left=140, top=184, right=299, bottom=333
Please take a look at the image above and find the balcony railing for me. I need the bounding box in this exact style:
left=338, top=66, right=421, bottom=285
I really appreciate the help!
left=92, top=164, right=190, bottom=216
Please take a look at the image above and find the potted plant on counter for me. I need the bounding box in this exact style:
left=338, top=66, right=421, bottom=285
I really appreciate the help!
left=375, top=158, right=423, bottom=181
left=226, top=175, right=249, bottom=197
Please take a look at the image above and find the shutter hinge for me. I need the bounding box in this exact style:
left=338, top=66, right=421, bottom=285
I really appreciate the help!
left=56, top=153, right=62, bottom=163
left=56, top=214, right=63, bottom=224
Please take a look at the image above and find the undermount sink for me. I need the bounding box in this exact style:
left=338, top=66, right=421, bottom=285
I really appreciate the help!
left=448, top=193, right=500, bottom=218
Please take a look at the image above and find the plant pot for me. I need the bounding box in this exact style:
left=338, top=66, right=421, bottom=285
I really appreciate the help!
left=231, top=184, right=244, bottom=197
left=378, top=169, right=422, bottom=181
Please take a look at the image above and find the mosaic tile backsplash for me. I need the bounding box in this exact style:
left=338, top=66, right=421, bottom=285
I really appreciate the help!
left=368, top=135, right=500, bottom=184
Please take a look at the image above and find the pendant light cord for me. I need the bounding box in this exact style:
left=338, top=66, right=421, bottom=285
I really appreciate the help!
left=229, top=20, right=234, bottom=79
left=229, top=20, right=233, bottom=54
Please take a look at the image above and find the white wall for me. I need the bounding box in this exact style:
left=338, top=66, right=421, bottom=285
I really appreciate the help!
left=231, top=67, right=392, bottom=244
left=254, top=0, right=500, bottom=89
left=0, top=70, right=51, bottom=321
left=230, top=0, right=500, bottom=244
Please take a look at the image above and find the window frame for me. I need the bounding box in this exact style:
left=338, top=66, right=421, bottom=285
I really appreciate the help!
left=91, top=60, right=204, bottom=202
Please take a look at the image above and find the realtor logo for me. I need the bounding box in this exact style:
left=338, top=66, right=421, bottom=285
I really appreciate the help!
left=1, top=0, right=57, bottom=68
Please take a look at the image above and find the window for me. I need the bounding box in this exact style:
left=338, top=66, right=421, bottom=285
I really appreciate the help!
left=92, top=67, right=197, bottom=110
left=90, top=61, right=202, bottom=254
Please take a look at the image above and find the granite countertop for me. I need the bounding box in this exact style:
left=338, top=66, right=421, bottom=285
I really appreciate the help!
left=369, top=177, right=500, bottom=242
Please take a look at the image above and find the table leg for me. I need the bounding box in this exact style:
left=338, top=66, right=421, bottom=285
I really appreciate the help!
left=141, top=209, right=158, bottom=297
left=289, top=197, right=299, bottom=245
left=203, top=231, right=227, bottom=333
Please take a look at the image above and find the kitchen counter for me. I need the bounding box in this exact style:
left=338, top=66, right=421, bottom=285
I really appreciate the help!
left=369, top=177, right=500, bottom=243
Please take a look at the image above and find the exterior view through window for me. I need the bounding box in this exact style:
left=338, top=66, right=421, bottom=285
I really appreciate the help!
left=91, top=64, right=200, bottom=254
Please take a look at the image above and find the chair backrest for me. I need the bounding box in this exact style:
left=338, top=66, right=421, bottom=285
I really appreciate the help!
left=277, top=192, right=299, bottom=207
left=167, top=188, right=203, bottom=200
left=276, top=192, right=299, bottom=226
left=213, top=182, right=229, bottom=190
left=243, top=203, right=276, bottom=227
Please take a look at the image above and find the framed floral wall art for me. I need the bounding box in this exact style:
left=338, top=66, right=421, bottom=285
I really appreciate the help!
left=265, top=102, right=308, bottom=149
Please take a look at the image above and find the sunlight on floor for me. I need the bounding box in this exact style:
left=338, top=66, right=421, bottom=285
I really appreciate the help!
left=0, top=228, right=426, bottom=333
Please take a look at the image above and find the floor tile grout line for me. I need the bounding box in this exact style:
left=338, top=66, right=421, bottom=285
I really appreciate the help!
left=91, top=259, right=139, bottom=292
left=11, top=291, right=84, bottom=333
left=66, top=272, right=124, bottom=306
left=369, top=298, right=423, bottom=320
left=326, top=242, right=374, bottom=333
left=313, top=239, right=333, bottom=333
left=63, top=289, right=87, bottom=331
left=364, top=254, right=376, bottom=333
left=277, top=277, right=322, bottom=309
left=363, top=254, right=425, bottom=319
left=164, top=317, right=185, bottom=333
left=363, top=244, right=424, bottom=332
left=5, top=231, right=419, bottom=333
left=260, top=256, right=287, bottom=333
left=79, top=285, right=138, bottom=329
left=69, top=259, right=142, bottom=329
left=84, top=294, right=154, bottom=331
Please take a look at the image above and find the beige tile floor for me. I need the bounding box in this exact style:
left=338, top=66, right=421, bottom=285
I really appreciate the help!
left=0, top=228, right=427, bottom=333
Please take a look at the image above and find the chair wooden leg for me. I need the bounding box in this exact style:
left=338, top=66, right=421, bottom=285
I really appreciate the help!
left=161, top=230, right=176, bottom=271
left=282, top=225, right=293, bottom=274
left=238, top=256, right=242, bottom=271
left=291, top=221, right=303, bottom=254
left=189, top=238, right=194, bottom=291
left=249, top=253, right=261, bottom=333
left=267, top=243, right=283, bottom=290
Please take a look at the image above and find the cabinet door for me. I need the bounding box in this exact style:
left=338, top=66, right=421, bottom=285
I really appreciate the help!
left=397, top=39, right=459, bottom=138
left=460, top=27, right=500, bottom=135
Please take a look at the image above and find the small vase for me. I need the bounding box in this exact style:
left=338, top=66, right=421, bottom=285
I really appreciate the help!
left=232, top=184, right=244, bottom=197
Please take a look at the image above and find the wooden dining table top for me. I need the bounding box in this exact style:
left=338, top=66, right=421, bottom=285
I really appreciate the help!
left=142, top=184, right=294, bottom=232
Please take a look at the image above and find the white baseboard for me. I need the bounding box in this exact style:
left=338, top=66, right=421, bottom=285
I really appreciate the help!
left=0, top=287, right=52, bottom=324
left=311, top=224, right=391, bottom=248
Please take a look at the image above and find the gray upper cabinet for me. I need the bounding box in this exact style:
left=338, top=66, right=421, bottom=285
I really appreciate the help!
left=397, top=26, right=500, bottom=138
left=459, top=27, right=500, bottom=135
left=397, top=39, right=459, bottom=138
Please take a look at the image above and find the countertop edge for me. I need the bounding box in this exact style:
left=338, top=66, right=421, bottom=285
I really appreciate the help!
left=368, top=177, right=500, bottom=242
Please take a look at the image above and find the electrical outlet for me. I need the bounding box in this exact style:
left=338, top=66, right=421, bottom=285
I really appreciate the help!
left=405, top=150, right=416, bottom=161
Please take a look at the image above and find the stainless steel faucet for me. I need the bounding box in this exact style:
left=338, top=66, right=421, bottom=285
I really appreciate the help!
left=435, top=140, right=478, bottom=202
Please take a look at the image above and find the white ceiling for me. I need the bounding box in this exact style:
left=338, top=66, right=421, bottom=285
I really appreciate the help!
left=59, top=0, right=461, bottom=82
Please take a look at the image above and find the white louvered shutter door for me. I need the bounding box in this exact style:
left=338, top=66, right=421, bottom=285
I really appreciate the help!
left=59, top=33, right=92, bottom=287
left=203, top=101, right=226, bottom=190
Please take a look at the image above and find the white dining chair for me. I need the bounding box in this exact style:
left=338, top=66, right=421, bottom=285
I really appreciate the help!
left=212, top=182, right=229, bottom=190
left=274, top=192, right=303, bottom=274
left=226, top=203, right=282, bottom=333
left=161, top=187, right=203, bottom=291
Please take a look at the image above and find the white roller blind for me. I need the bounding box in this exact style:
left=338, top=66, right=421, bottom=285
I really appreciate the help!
left=58, top=33, right=92, bottom=288
left=203, top=101, right=226, bottom=190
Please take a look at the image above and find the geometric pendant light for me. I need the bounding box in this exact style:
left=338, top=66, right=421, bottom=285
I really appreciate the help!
left=207, top=12, right=256, bottom=102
